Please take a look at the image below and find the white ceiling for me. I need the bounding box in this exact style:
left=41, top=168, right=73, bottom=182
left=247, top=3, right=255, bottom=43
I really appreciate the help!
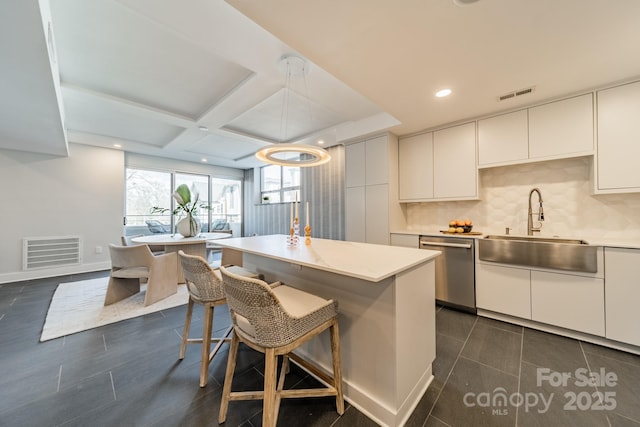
left=2, top=0, right=640, bottom=169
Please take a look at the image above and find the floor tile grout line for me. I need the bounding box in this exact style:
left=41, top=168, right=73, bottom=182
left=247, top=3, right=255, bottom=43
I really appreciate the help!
left=426, top=315, right=479, bottom=423
left=109, top=371, right=117, bottom=401
left=457, top=355, right=521, bottom=379
left=515, top=325, right=525, bottom=426
left=581, top=344, right=640, bottom=369
left=476, top=320, right=524, bottom=336
left=430, top=414, right=452, bottom=427
left=579, top=341, right=613, bottom=427
left=57, top=365, right=62, bottom=393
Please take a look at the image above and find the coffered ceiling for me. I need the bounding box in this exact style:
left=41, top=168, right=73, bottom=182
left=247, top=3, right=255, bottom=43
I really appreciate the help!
left=2, top=0, right=640, bottom=169
left=0, top=0, right=393, bottom=168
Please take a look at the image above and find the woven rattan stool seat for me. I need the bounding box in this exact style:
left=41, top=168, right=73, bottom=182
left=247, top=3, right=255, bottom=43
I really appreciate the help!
left=218, top=266, right=344, bottom=427
left=177, top=251, right=261, bottom=387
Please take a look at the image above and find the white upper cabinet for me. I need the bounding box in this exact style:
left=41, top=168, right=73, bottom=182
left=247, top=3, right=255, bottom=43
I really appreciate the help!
left=477, top=93, right=594, bottom=168
left=433, top=122, right=477, bottom=199
left=365, top=184, right=390, bottom=245
left=398, top=122, right=477, bottom=202
left=365, top=135, right=389, bottom=185
left=345, top=142, right=365, bottom=188
left=478, top=110, right=528, bottom=167
left=344, top=133, right=402, bottom=245
left=345, top=186, right=366, bottom=242
left=398, top=132, right=433, bottom=201
left=529, top=93, right=594, bottom=160
left=596, top=80, right=640, bottom=192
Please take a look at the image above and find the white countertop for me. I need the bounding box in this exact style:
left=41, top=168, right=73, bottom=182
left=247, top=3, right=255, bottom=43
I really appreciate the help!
left=391, top=229, right=640, bottom=249
left=214, top=234, right=440, bottom=282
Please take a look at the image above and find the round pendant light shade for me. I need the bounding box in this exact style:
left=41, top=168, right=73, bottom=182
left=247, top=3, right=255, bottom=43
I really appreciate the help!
left=255, top=144, right=331, bottom=167
left=255, top=55, right=331, bottom=167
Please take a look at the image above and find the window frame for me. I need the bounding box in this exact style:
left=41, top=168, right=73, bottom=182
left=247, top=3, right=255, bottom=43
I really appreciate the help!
left=260, top=164, right=300, bottom=204
left=124, top=167, right=243, bottom=234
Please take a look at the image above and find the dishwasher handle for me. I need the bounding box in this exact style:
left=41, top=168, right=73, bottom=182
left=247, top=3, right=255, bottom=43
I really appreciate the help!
left=420, top=241, right=473, bottom=249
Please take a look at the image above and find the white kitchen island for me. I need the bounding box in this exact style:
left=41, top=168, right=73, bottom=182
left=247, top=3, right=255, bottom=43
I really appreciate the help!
left=214, top=234, right=440, bottom=427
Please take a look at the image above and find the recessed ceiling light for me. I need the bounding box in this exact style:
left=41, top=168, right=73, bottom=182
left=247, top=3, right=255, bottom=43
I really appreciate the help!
left=201, top=158, right=207, bottom=162
left=435, top=89, right=452, bottom=98
left=198, top=126, right=209, bottom=132
left=318, top=139, right=325, bottom=145
left=113, top=143, right=122, bottom=148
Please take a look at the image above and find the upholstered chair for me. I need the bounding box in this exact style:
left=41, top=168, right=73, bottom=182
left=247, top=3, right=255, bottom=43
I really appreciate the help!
left=105, top=244, right=177, bottom=306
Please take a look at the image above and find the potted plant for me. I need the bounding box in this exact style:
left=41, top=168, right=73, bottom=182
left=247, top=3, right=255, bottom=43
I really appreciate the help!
left=151, top=184, right=209, bottom=237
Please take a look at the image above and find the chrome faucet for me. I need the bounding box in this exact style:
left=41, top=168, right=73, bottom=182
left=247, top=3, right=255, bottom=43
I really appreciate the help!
left=527, top=188, right=544, bottom=235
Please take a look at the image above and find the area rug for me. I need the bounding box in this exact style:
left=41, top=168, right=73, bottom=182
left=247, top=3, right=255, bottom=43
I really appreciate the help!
left=40, top=277, right=189, bottom=342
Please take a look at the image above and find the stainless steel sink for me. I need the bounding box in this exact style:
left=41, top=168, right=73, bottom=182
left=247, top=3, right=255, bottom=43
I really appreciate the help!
left=484, top=235, right=590, bottom=245
left=478, top=235, right=597, bottom=273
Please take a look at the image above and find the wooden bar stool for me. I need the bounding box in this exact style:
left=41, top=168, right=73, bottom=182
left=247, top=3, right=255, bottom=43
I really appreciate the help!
left=177, top=251, right=261, bottom=387
left=218, top=266, right=344, bottom=427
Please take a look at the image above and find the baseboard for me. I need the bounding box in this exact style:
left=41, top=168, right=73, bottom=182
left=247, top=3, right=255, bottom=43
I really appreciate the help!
left=0, top=261, right=111, bottom=284
left=478, top=309, right=640, bottom=356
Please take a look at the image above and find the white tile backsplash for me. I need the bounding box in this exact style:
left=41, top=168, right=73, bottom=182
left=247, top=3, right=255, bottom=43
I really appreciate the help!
left=406, top=157, right=640, bottom=238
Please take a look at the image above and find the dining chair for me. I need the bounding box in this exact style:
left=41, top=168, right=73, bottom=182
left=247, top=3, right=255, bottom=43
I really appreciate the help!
left=121, top=234, right=165, bottom=254
left=218, top=266, right=344, bottom=427
left=105, top=244, right=177, bottom=306
left=177, top=251, right=262, bottom=387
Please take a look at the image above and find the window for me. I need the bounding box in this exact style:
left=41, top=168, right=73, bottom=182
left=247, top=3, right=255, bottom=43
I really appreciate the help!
left=125, top=169, right=172, bottom=227
left=124, top=168, right=242, bottom=235
left=260, top=164, right=300, bottom=203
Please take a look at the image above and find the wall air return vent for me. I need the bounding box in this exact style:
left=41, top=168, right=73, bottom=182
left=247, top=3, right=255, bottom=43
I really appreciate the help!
left=23, top=236, right=82, bottom=270
left=498, top=86, right=535, bottom=101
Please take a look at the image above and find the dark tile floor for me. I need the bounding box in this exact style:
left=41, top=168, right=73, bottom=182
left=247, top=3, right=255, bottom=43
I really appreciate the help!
left=1, top=272, right=639, bottom=426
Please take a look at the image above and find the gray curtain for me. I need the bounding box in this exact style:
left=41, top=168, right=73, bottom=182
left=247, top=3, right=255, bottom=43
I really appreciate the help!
left=243, top=145, right=345, bottom=240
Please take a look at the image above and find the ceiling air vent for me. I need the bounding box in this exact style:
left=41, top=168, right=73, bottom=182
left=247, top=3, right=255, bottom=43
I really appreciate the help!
left=498, top=86, right=535, bottom=102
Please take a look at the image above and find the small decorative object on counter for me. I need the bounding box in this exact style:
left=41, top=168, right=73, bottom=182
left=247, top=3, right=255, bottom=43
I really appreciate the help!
left=305, top=201, right=311, bottom=245
left=287, top=193, right=300, bottom=246
left=446, top=219, right=473, bottom=234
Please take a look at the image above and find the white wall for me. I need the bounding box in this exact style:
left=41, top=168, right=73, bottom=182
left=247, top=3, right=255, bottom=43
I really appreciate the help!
left=0, top=143, right=249, bottom=283
left=0, top=143, right=124, bottom=283
left=405, top=156, right=640, bottom=239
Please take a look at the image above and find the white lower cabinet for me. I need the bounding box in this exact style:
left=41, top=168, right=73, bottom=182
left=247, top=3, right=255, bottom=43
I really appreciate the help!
left=604, top=247, right=640, bottom=346
left=476, top=263, right=531, bottom=319
left=530, top=271, right=605, bottom=336
left=477, top=256, right=606, bottom=337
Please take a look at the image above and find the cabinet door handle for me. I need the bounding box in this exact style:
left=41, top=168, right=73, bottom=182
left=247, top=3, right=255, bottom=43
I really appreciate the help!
left=420, top=241, right=472, bottom=249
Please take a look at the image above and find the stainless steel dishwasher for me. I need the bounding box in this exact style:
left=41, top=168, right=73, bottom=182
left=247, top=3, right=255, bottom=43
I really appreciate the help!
left=419, top=235, right=476, bottom=313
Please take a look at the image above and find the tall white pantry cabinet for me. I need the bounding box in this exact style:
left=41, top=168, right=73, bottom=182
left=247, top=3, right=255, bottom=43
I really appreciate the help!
left=344, top=133, right=403, bottom=245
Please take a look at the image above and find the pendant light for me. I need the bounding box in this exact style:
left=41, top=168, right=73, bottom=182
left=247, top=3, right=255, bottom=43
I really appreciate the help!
left=254, top=55, right=331, bottom=167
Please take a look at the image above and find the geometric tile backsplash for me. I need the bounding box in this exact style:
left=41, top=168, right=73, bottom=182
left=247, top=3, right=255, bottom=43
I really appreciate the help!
left=406, top=156, right=640, bottom=238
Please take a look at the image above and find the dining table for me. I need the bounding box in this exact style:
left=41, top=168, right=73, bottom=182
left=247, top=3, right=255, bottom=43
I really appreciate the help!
left=131, top=232, right=232, bottom=283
